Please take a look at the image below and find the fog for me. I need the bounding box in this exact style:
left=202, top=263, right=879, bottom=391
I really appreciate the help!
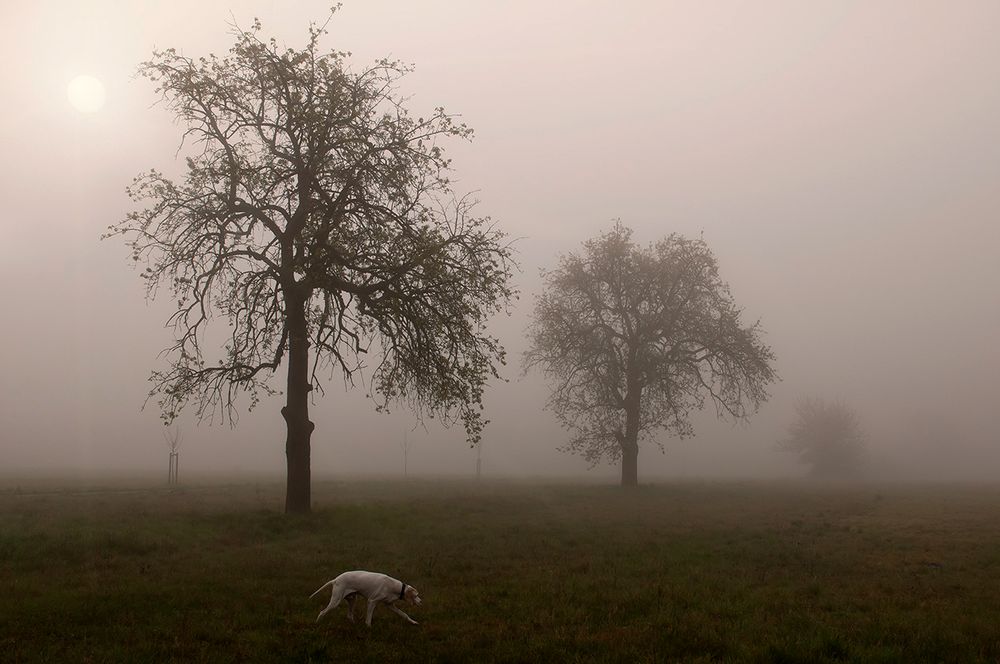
left=2, top=1, right=998, bottom=482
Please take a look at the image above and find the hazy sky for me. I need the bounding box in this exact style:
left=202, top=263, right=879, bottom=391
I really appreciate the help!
left=2, top=1, right=998, bottom=481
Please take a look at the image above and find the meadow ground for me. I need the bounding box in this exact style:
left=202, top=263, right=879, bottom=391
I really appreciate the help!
left=2, top=477, right=1000, bottom=663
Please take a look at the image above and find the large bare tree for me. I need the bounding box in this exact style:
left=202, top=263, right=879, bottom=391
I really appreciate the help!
left=525, top=223, right=776, bottom=486
left=106, top=16, right=515, bottom=513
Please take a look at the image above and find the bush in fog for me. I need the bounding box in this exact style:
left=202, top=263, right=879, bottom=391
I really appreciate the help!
left=779, top=398, right=866, bottom=478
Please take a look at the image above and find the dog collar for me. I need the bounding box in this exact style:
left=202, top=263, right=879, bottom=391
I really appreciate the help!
left=398, top=580, right=407, bottom=600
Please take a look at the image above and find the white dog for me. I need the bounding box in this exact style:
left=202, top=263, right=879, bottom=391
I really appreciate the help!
left=311, top=570, right=422, bottom=626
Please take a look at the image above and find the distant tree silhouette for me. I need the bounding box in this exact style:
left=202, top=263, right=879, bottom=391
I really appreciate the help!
left=400, top=431, right=415, bottom=479
left=525, top=222, right=776, bottom=486
left=106, top=13, right=514, bottom=513
left=779, top=398, right=865, bottom=478
left=164, top=426, right=181, bottom=485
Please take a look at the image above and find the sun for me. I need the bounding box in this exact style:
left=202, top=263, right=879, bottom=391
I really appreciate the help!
left=67, top=75, right=106, bottom=113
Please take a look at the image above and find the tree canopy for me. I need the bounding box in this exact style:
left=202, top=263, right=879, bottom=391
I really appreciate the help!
left=525, top=223, right=776, bottom=485
left=106, top=15, right=515, bottom=512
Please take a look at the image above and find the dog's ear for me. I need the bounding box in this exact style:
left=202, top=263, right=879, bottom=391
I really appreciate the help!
left=405, top=585, right=421, bottom=605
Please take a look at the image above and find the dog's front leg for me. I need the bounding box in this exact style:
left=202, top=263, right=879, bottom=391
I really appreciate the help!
left=365, top=598, right=378, bottom=626
left=388, top=604, right=419, bottom=625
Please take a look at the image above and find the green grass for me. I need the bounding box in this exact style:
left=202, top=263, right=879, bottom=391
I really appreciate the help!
left=3, top=479, right=1000, bottom=662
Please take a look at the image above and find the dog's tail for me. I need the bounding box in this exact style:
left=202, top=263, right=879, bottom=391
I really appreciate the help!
left=310, top=580, right=335, bottom=599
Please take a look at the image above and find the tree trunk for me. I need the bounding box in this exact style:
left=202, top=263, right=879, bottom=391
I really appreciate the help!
left=621, top=441, right=639, bottom=487
left=620, top=388, right=642, bottom=487
left=283, top=294, right=314, bottom=514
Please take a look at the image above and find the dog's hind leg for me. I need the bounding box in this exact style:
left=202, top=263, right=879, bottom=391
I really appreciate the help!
left=316, top=585, right=346, bottom=623
left=345, top=593, right=358, bottom=623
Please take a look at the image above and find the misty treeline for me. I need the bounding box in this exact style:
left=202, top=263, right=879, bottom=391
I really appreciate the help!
left=108, top=12, right=792, bottom=509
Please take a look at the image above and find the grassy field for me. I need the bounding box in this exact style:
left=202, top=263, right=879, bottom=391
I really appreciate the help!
left=2, top=478, right=1000, bottom=662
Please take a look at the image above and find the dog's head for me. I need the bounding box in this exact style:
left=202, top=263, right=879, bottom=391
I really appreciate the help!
left=404, top=584, right=422, bottom=606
